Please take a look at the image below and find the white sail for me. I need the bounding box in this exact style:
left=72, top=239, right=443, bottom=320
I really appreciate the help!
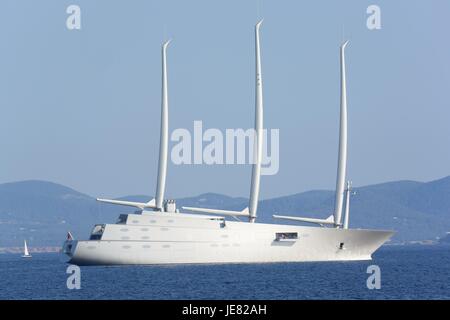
left=248, top=19, right=264, bottom=223
left=23, top=240, right=31, bottom=257
left=333, top=40, right=349, bottom=227
left=24, top=240, right=29, bottom=256
left=155, top=40, right=171, bottom=211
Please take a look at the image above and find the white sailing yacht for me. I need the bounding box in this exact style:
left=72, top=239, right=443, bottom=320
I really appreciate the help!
left=62, top=21, right=394, bottom=265
left=22, top=240, right=32, bottom=258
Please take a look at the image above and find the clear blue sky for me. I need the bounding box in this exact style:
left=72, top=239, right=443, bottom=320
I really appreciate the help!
left=0, top=0, right=449, bottom=199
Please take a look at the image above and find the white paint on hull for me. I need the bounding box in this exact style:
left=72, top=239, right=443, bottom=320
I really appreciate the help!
left=63, top=212, right=393, bottom=265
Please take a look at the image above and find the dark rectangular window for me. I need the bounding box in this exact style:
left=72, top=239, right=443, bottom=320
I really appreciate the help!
left=275, top=232, right=298, bottom=241
left=90, top=224, right=105, bottom=240
left=89, top=234, right=102, bottom=240
left=116, top=214, right=128, bottom=224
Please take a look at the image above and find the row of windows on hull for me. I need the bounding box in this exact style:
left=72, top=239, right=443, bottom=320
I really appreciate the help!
left=116, top=214, right=227, bottom=227
left=90, top=229, right=301, bottom=242
left=88, top=227, right=344, bottom=249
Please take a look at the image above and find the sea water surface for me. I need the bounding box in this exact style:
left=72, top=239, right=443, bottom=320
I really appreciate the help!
left=0, top=245, right=448, bottom=299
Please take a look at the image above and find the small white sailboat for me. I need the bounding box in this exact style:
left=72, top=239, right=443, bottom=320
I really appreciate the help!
left=22, top=240, right=32, bottom=258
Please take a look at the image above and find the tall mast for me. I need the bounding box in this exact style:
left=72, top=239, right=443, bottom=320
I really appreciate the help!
left=182, top=21, right=265, bottom=221
left=249, top=20, right=264, bottom=223
left=343, top=180, right=351, bottom=229
left=333, top=40, right=349, bottom=227
left=155, top=40, right=171, bottom=211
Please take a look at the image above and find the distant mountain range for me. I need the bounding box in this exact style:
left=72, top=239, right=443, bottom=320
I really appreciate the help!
left=1, top=176, right=449, bottom=247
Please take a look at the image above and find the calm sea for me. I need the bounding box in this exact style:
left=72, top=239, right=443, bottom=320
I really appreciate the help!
left=0, top=245, right=448, bottom=300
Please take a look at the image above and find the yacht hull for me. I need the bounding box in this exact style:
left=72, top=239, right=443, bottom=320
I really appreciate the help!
left=62, top=218, right=393, bottom=265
